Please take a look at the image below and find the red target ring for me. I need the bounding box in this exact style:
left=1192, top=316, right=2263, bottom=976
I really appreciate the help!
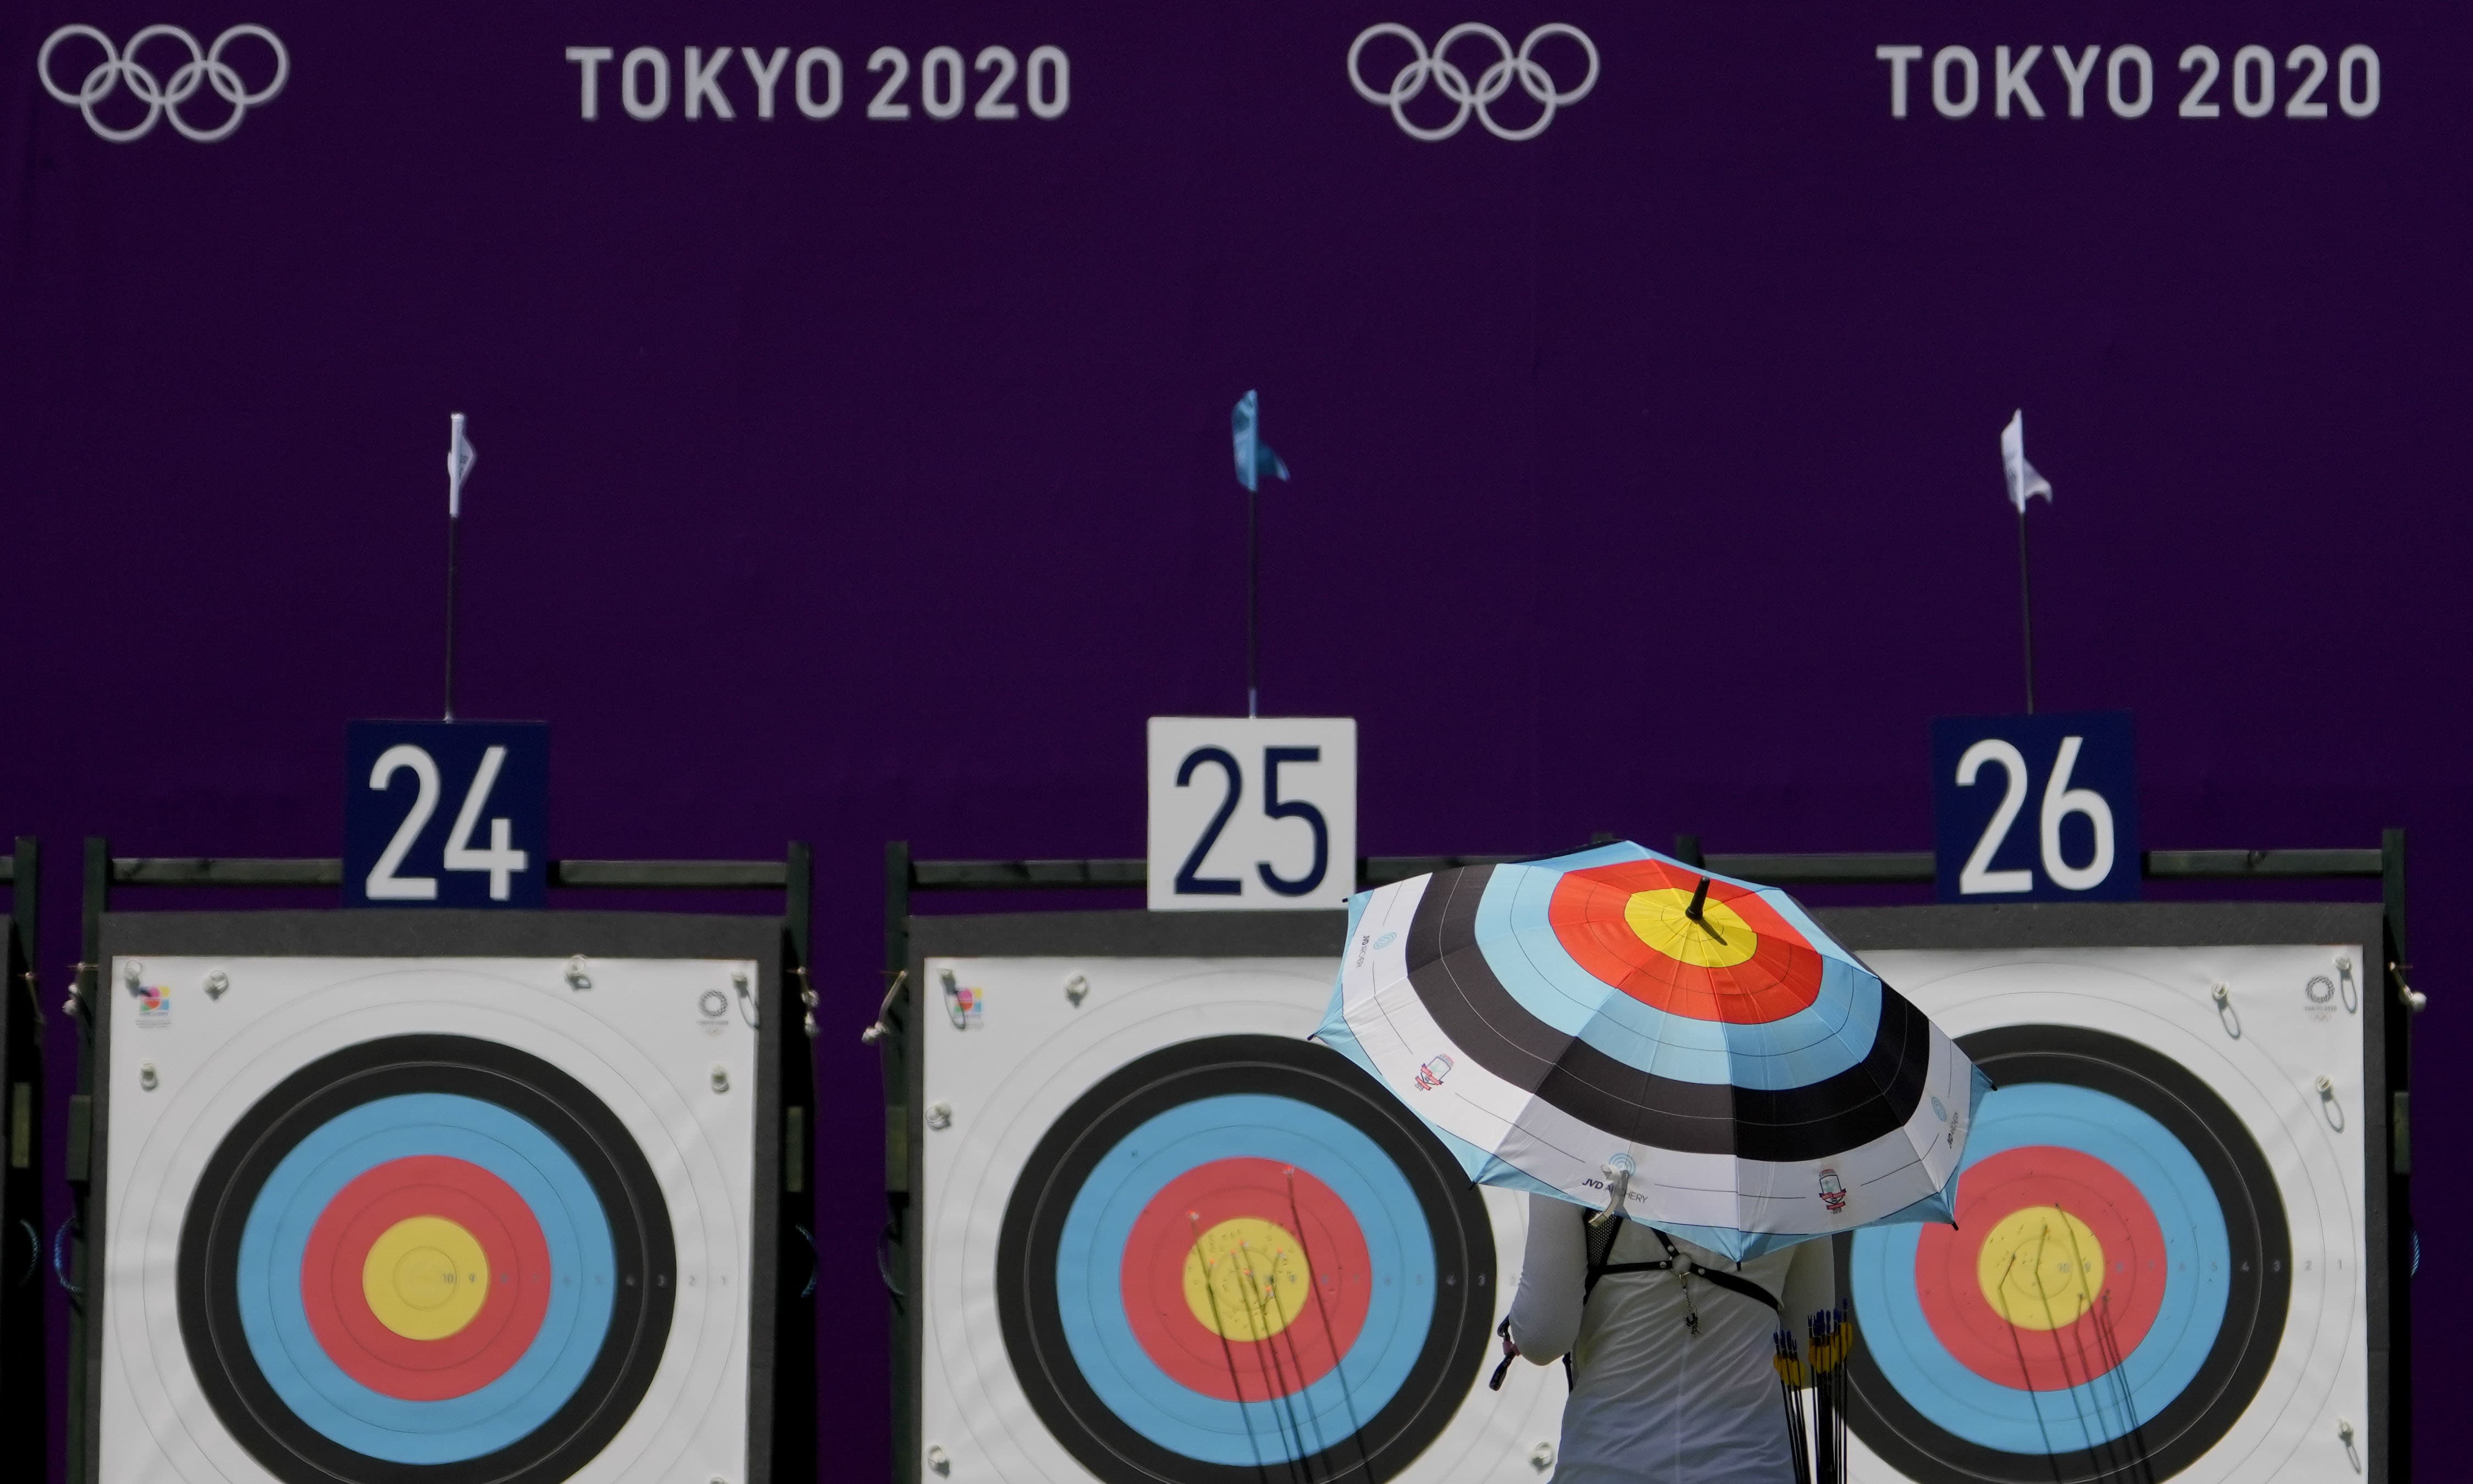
left=1915, top=1144, right=2167, bottom=1391
left=298, top=1155, right=552, bottom=1400
left=1547, top=859, right=1826, bottom=1023
left=1119, top=1158, right=1371, bottom=1400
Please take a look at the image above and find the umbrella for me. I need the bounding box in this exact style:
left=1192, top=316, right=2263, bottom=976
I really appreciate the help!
left=1314, top=841, right=1988, bottom=1260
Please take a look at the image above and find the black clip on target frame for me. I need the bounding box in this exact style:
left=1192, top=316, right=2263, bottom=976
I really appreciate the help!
left=875, top=831, right=2415, bottom=1484
left=60, top=839, right=819, bottom=1484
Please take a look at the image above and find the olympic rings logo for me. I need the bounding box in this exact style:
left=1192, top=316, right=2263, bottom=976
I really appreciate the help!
left=38, top=25, right=289, bottom=143
left=1347, top=23, right=1598, bottom=141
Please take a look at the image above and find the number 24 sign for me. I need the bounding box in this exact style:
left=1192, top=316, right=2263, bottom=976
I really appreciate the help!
left=345, top=721, right=549, bottom=907
left=1931, top=711, right=2138, bottom=903
left=1148, top=718, right=1357, bottom=911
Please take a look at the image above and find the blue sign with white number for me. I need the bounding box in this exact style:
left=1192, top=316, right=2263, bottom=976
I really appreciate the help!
left=344, top=721, right=549, bottom=907
left=1931, top=711, right=2138, bottom=904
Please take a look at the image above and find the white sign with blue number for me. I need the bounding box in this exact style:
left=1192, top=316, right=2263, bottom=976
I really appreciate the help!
left=1931, top=711, right=2139, bottom=903
left=344, top=721, right=549, bottom=907
left=1147, top=717, right=1356, bottom=911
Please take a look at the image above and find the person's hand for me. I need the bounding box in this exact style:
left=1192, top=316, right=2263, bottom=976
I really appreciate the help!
left=1487, top=1317, right=1520, bottom=1391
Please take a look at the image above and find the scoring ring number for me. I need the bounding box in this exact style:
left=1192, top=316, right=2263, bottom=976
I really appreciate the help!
left=38, top=25, right=289, bottom=144
left=1347, top=23, right=1598, bottom=142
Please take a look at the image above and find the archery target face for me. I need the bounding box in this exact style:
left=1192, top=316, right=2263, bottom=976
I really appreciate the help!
left=1841, top=945, right=2370, bottom=1483
left=919, top=956, right=1563, bottom=1484
left=97, top=955, right=760, bottom=1484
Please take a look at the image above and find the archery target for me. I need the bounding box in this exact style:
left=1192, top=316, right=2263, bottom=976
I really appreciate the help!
left=919, top=954, right=1564, bottom=1484
left=1837, top=942, right=2373, bottom=1483
left=97, top=954, right=760, bottom=1484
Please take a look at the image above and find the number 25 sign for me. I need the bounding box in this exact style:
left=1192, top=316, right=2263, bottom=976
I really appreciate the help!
left=1931, top=712, right=2139, bottom=902
left=1148, top=718, right=1357, bottom=911
left=345, top=721, right=549, bottom=907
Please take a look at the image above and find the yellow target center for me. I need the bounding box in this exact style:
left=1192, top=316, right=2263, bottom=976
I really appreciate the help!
left=1622, top=889, right=1758, bottom=968
left=1182, top=1217, right=1312, bottom=1341
left=1977, top=1205, right=2106, bottom=1331
left=363, top=1216, right=489, bottom=1340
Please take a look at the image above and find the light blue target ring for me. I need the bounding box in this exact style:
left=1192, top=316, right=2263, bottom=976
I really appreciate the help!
left=235, top=1093, right=617, bottom=1463
left=1055, top=1095, right=1434, bottom=1467
left=1471, top=855, right=1885, bottom=1089
left=1850, top=1083, right=2233, bottom=1454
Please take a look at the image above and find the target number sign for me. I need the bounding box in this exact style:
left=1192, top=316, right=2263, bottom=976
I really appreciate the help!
left=1931, top=712, right=2139, bottom=902
left=1147, top=717, right=1356, bottom=911
left=345, top=721, right=549, bottom=908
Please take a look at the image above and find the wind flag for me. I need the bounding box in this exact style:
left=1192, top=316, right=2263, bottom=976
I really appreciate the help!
left=447, top=413, right=477, bottom=517
left=1231, top=390, right=1290, bottom=492
left=1999, top=409, right=2051, bottom=513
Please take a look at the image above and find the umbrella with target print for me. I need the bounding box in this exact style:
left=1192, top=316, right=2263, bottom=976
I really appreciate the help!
left=1315, top=841, right=1991, bottom=1260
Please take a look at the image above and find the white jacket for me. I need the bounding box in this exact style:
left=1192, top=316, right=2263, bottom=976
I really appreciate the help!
left=1507, top=1195, right=1838, bottom=1483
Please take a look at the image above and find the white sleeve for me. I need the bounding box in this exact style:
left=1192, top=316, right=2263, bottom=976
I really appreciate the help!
left=1780, top=1233, right=1839, bottom=1325
left=1506, top=1194, right=1585, bottom=1363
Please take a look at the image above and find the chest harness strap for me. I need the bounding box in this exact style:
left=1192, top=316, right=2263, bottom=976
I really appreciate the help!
left=1487, top=1215, right=1785, bottom=1391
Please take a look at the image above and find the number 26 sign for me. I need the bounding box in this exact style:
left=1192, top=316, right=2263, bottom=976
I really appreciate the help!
left=345, top=721, right=549, bottom=907
left=1148, top=718, right=1357, bottom=911
left=1931, top=711, right=2139, bottom=903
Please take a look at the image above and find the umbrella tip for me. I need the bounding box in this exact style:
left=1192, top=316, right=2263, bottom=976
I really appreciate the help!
left=1685, top=876, right=1712, bottom=921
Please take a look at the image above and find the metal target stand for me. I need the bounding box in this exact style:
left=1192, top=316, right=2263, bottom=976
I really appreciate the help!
left=0, top=840, right=42, bottom=1463
left=877, top=831, right=2414, bottom=1484
left=60, top=839, right=821, bottom=1484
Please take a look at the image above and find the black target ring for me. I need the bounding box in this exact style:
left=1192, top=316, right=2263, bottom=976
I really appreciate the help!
left=1839, top=1025, right=2291, bottom=1483
left=176, top=1034, right=676, bottom=1484
left=997, top=1034, right=1495, bottom=1484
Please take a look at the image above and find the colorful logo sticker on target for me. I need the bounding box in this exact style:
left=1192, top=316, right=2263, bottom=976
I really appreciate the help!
left=940, top=968, right=984, bottom=1029
left=131, top=982, right=170, bottom=1026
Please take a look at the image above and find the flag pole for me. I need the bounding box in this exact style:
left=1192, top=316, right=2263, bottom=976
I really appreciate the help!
left=1246, top=481, right=1259, bottom=718
left=2000, top=409, right=2048, bottom=715
left=2016, top=502, right=2035, bottom=715
left=443, top=501, right=461, bottom=722
left=1230, top=388, right=1283, bottom=719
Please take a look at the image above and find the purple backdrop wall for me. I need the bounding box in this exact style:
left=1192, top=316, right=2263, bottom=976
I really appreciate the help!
left=6, top=4, right=2461, bottom=1479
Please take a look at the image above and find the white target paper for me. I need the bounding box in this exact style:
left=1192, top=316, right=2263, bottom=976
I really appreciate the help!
left=919, top=954, right=1567, bottom=1484
left=1848, top=943, right=2373, bottom=1483
left=96, top=954, right=760, bottom=1484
